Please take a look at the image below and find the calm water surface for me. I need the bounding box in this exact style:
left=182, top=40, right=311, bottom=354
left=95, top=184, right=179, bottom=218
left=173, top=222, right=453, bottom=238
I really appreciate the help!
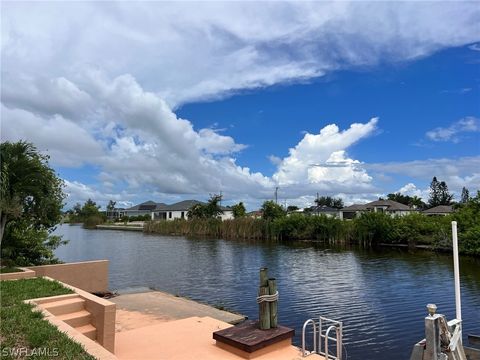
left=54, top=225, right=480, bottom=360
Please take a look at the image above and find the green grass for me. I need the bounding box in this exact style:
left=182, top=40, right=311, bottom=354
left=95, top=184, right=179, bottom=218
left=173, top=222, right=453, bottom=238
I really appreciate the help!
left=0, top=278, right=96, bottom=359
left=0, top=267, right=22, bottom=274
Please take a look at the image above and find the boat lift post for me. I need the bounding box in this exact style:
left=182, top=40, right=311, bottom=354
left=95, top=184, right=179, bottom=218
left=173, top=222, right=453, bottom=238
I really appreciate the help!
left=452, top=221, right=462, bottom=322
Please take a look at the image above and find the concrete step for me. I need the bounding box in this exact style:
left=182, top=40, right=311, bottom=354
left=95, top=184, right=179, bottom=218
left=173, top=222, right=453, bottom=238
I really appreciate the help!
left=42, top=297, right=85, bottom=316
left=76, top=324, right=96, bottom=340
left=57, top=310, right=91, bottom=328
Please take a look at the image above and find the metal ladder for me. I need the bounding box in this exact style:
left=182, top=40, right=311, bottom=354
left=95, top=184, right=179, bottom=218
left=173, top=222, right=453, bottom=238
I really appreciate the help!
left=302, top=316, right=343, bottom=359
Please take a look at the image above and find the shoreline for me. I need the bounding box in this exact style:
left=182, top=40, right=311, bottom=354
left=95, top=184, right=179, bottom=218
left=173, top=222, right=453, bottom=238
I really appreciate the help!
left=96, top=225, right=144, bottom=231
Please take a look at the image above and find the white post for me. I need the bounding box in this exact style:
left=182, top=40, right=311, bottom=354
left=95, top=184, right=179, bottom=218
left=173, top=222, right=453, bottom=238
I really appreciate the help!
left=452, top=221, right=462, bottom=321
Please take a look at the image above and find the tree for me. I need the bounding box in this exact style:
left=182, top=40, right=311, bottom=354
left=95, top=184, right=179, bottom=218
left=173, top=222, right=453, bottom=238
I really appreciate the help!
left=428, top=177, right=441, bottom=208
left=461, top=187, right=470, bottom=204
left=0, top=141, right=64, bottom=246
left=187, top=194, right=224, bottom=219
left=287, top=205, right=299, bottom=212
left=106, top=200, right=116, bottom=219
left=428, top=177, right=453, bottom=207
left=187, top=204, right=206, bottom=219
left=232, top=202, right=246, bottom=218
left=80, top=199, right=101, bottom=218
left=387, top=193, right=426, bottom=209
left=72, top=203, right=82, bottom=216
left=438, top=181, right=454, bottom=205
left=314, top=196, right=344, bottom=209
left=204, top=194, right=223, bottom=218
left=409, top=196, right=426, bottom=210
left=261, top=200, right=285, bottom=221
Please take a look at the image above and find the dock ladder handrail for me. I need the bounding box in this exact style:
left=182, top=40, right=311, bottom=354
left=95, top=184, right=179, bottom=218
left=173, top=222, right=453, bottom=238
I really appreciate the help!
left=302, top=316, right=343, bottom=360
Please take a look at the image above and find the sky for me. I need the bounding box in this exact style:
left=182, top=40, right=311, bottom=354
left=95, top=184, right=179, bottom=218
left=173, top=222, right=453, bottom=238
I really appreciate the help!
left=1, top=1, right=479, bottom=210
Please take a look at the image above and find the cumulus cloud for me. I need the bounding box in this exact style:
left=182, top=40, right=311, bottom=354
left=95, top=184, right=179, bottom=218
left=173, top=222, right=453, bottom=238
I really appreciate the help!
left=273, top=119, right=378, bottom=186
left=396, top=183, right=429, bottom=201
left=426, top=116, right=480, bottom=143
left=1, top=104, right=103, bottom=166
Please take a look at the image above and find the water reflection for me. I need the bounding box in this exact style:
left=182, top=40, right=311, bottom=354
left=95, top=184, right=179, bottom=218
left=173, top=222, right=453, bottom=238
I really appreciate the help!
left=54, top=225, right=480, bottom=360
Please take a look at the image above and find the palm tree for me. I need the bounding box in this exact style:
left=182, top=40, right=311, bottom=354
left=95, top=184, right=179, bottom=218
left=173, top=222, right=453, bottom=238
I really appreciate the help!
left=0, top=141, right=64, bottom=245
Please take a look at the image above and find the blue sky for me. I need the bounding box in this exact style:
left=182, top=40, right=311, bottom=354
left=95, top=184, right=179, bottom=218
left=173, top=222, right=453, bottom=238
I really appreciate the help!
left=2, top=2, right=479, bottom=210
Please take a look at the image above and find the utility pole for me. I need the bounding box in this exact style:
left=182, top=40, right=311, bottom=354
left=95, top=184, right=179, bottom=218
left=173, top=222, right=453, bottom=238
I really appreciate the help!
left=275, top=187, right=279, bottom=204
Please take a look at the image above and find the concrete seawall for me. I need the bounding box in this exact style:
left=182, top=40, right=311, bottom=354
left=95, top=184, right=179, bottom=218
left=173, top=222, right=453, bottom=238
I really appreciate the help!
left=96, top=225, right=143, bottom=231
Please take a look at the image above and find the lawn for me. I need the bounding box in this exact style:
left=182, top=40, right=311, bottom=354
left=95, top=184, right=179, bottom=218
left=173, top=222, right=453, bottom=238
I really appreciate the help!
left=0, top=267, right=22, bottom=274
left=0, top=278, right=96, bottom=359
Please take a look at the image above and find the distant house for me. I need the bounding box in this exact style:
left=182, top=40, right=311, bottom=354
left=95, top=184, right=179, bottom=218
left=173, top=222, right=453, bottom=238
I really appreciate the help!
left=121, top=201, right=166, bottom=217
left=123, top=199, right=234, bottom=221
left=308, top=205, right=339, bottom=218
left=364, top=200, right=415, bottom=217
left=247, top=210, right=263, bottom=219
left=339, top=200, right=415, bottom=219
left=423, top=205, right=454, bottom=216
left=339, top=204, right=368, bottom=220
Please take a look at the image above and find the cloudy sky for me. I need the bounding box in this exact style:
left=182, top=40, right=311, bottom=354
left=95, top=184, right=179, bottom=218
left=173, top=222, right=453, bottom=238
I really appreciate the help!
left=1, top=1, right=479, bottom=210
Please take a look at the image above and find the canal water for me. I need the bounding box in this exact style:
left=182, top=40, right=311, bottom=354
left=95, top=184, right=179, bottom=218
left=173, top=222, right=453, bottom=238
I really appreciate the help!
left=54, top=224, right=480, bottom=360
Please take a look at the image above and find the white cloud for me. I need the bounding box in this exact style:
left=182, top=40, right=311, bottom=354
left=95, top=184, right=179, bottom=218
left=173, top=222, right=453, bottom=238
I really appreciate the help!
left=396, top=183, right=429, bottom=201
left=1, top=105, right=103, bottom=166
left=469, top=43, right=480, bottom=51
left=273, top=119, right=378, bottom=186
left=2, top=2, right=479, bottom=107
left=64, top=180, right=134, bottom=209
left=368, top=157, right=480, bottom=195
left=426, top=116, right=480, bottom=143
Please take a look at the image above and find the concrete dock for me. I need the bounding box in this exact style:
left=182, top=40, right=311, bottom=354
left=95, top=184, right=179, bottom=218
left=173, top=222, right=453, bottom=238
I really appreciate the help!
left=115, top=316, right=324, bottom=360
left=111, top=290, right=246, bottom=332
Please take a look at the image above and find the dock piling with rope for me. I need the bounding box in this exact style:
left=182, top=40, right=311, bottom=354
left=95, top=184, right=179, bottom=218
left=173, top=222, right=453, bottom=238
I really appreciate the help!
left=257, top=267, right=279, bottom=330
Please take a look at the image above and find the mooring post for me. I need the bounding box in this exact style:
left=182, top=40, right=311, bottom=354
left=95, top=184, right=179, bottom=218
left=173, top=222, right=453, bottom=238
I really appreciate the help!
left=424, top=304, right=447, bottom=360
left=260, top=267, right=268, bottom=287
left=259, top=268, right=271, bottom=330
left=268, top=278, right=278, bottom=328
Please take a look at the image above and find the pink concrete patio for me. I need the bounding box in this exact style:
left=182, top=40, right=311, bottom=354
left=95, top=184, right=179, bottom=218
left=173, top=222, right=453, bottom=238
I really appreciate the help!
left=115, top=316, right=325, bottom=360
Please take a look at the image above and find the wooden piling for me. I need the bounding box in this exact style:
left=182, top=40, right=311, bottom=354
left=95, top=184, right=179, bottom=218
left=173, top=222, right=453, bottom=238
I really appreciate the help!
left=258, top=286, right=271, bottom=330
left=260, top=267, right=268, bottom=287
left=268, top=278, right=277, bottom=328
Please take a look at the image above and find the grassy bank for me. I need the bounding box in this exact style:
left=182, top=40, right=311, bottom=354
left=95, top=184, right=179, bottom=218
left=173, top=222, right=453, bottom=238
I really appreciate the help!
left=144, top=210, right=480, bottom=256
left=0, top=278, right=95, bottom=360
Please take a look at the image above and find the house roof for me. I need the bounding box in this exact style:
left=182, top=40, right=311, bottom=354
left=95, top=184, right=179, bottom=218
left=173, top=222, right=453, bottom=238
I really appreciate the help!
left=365, top=200, right=412, bottom=211
left=341, top=204, right=368, bottom=211
left=311, top=205, right=339, bottom=213
left=166, top=200, right=204, bottom=211
left=125, top=200, right=158, bottom=211
left=423, top=205, right=454, bottom=214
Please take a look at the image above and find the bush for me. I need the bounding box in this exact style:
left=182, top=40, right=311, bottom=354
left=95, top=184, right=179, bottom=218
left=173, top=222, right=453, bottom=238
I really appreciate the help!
left=353, top=212, right=395, bottom=245
left=1, top=220, right=66, bottom=266
left=83, top=215, right=106, bottom=229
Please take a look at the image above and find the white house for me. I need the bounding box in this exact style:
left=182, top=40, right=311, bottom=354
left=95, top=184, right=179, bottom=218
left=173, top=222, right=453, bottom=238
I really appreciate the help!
left=123, top=199, right=234, bottom=221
